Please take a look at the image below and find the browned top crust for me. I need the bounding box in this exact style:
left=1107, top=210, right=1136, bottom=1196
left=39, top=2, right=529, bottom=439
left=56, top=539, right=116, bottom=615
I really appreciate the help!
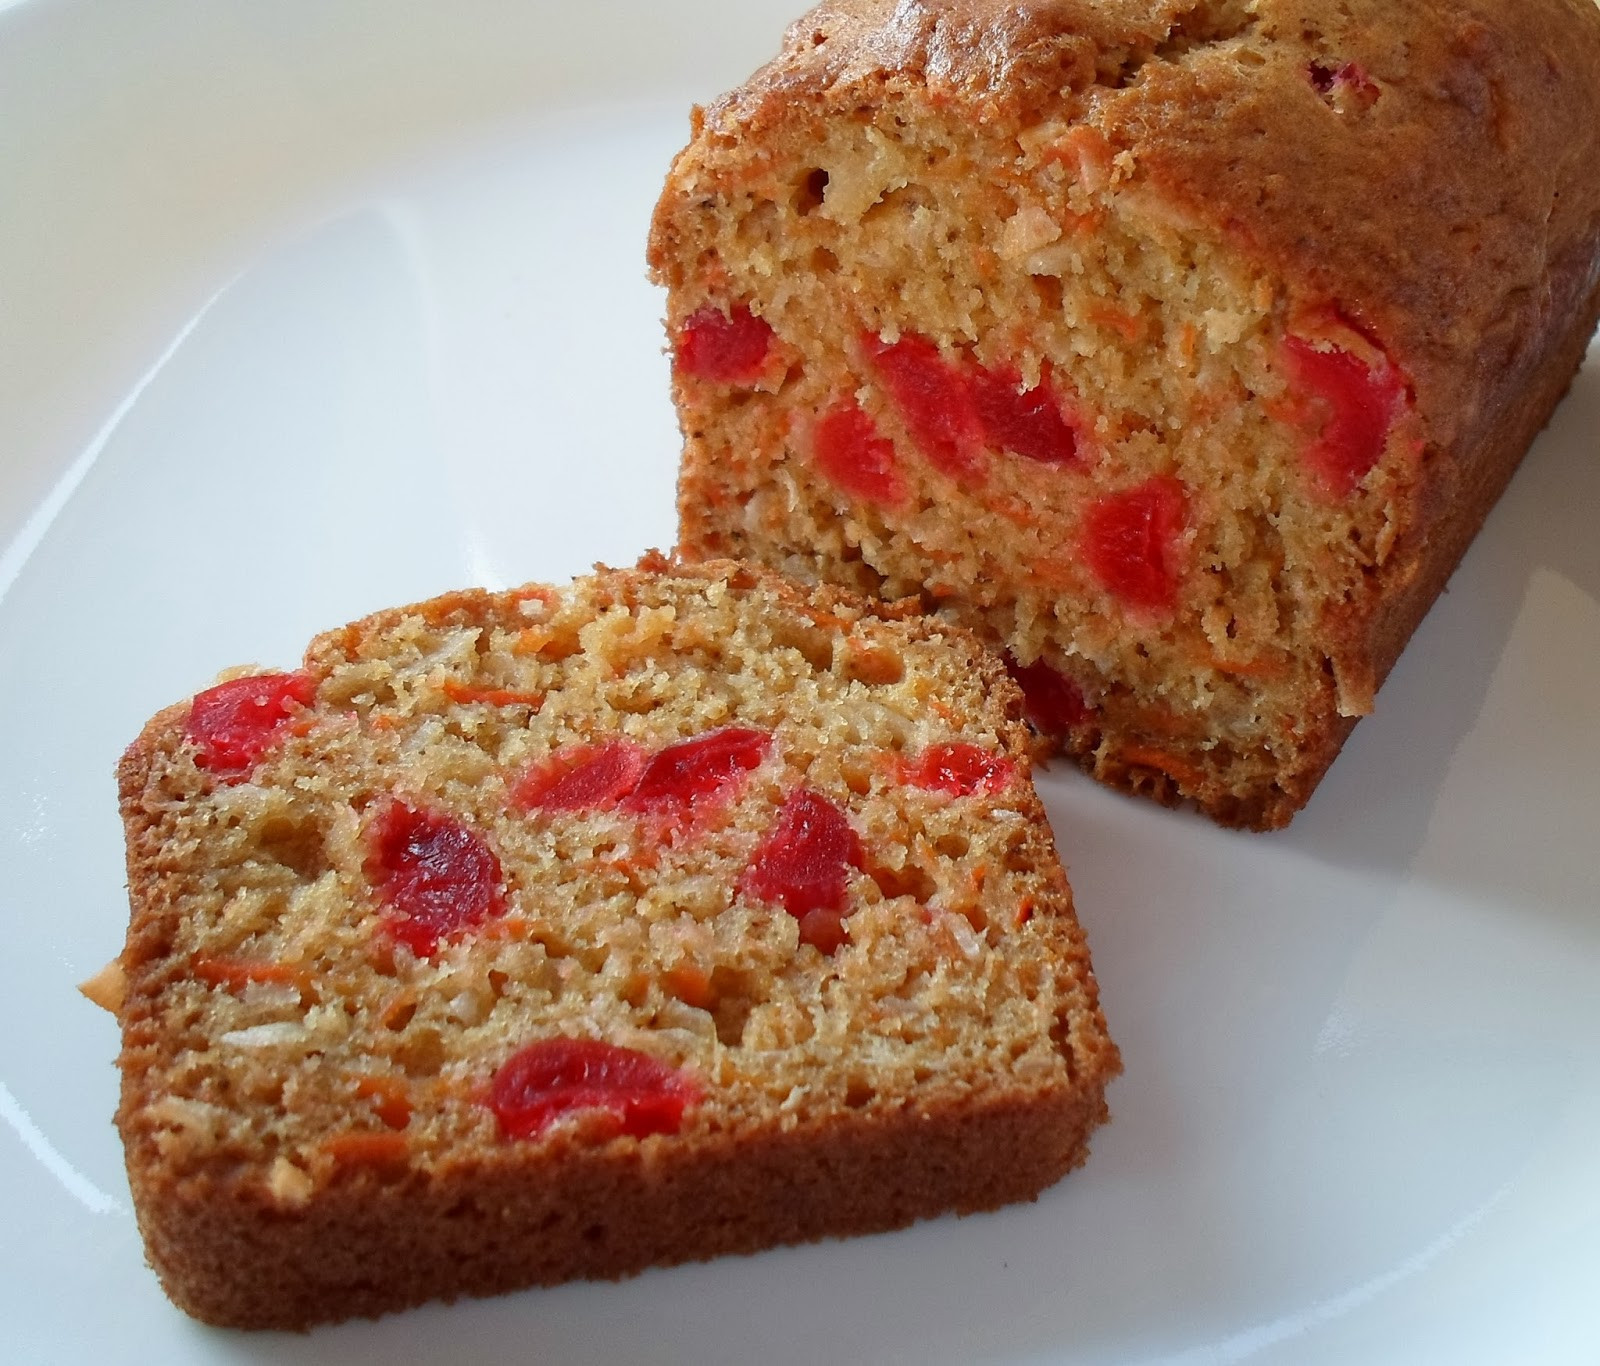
left=700, top=0, right=1600, bottom=466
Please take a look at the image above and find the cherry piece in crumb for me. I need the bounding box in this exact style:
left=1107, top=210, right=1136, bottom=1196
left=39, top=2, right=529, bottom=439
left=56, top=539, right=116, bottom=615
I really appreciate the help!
left=514, top=740, right=648, bottom=812
left=489, top=1038, right=700, bottom=1140
left=862, top=331, right=984, bottom=478
left=742, top=788, right=863, bottom=951
left=970, top=365, right=1080, bottom=467
left=1281, top=336, right=1407, bottom=498
left=368, top=802, right=506, bottom=957
left=184, top=672, right=315, bottom=777
left=812, top=399, right=907, bottom=505
left=904, top=742, right=1018, bottom=796
left=1080, top=475, right=1189, bottom=611
left=624, top=727, right=771, bottom=821
left=675, top=304, right=775, bottom=384
left=1005, top=654, right=1092, bottom=738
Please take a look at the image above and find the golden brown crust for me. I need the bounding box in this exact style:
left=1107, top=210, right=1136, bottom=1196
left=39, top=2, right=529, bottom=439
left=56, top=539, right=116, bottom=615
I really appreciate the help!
left=1362, top=253, right=1600, bottom=699
left=128, top=1078, right=1106, bottom=1330
left=651, top=0, right=1600, bottom=831
left=113, top=555, right=1118, bottom=1329
left=703, top=0, right=1600, bottom=448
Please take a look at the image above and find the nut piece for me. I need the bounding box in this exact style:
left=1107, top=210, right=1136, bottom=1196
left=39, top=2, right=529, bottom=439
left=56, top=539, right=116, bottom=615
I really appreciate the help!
left=79, top=959, right=127, bottom=1014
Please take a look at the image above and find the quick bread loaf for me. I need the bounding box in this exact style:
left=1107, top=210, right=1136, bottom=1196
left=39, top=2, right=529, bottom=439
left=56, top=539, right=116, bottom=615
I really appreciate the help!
left=649, top=0, right=1600, bottom=828
left=109, top=555, right=1118, bottom=1329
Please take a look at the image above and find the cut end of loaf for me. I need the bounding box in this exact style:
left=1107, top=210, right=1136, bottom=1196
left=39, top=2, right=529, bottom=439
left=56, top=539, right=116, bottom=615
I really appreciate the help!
left=650, top=0, right=1600, bottom=828
left=651, top=54, right=1419, bottom=829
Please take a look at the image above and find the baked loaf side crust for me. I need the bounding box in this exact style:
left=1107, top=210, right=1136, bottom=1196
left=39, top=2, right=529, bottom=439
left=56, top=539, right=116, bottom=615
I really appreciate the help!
left=650, top=0, right=1600, bottom=829
left=114, top=556, right=1118, bottom=1329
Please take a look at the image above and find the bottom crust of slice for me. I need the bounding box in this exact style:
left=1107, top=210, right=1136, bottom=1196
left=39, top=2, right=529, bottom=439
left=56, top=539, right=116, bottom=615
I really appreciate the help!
left=133, top=1080, right=1110, bottom=1330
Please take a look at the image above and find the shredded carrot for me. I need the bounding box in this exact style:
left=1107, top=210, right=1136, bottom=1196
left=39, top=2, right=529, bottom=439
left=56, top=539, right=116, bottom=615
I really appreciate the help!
left=1261, top=394, right=1309, bottom=428
left=322, top=1132, right=409, bottom=1167
left=510, top=584, right=559, bottom=607
left=1014, top=896, right=1037, bottom=928
left=620, top=842, right=661, bottom=872
left=1089, top=303, right=1145, bottom=343
left=846, top=643, right=905, bottom=684
left=1118, top=703, right=1198, bottom=740
left=329, top=623, right=367, bottom=659
left=481, top=915, right=529, bottom=942
left=1063, top=206, right=1108, bottom=236
left=418, top=590, right=491, bottom=626
left=510, top=628, right=552, bottom=656
left=191, top=956, right=304, bottom=992
left=989, top=492, right=1044, bottom=528
left=664, top=964, right=715, bottom=1011
left=441, top=680, right=546, bottom=709
left=1178, top=322, right=1199, bottom=366
left=1119, top=745, right=1208, bottom=790
left=355, top=1077, right=413, bottom=1130
left=1207, top=652, right=1289, bottom=680
left=1024, top=556, right=1083, bottom=590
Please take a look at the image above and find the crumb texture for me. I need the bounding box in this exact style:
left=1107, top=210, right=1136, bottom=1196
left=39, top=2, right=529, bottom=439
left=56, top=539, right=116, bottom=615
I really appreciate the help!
left=650, top=0, right=1600, bottom=829
left=114, top=557, right=1117, bottom=1328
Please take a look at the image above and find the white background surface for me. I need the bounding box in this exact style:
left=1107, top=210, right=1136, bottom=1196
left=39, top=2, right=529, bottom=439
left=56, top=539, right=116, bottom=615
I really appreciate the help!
left=3, top=1, right=1598, bottom=1361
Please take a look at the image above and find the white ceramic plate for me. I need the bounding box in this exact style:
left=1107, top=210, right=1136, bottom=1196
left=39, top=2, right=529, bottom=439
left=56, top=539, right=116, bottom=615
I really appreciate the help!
left=4, top=2, right=1598, bottom=1361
